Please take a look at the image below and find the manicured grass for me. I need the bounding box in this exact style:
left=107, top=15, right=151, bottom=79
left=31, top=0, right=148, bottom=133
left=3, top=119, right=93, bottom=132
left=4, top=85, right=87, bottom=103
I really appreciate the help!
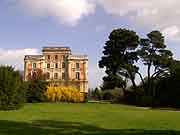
left=0, top=103, right=180, bottom=135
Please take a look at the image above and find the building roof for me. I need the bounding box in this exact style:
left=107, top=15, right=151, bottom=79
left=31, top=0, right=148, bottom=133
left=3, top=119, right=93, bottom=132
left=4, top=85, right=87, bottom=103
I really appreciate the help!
left=24, top=55, right=44, bottom=60
left=68, top=55, right=88, bottom=60
left=42, top=46, right=71, bottom=52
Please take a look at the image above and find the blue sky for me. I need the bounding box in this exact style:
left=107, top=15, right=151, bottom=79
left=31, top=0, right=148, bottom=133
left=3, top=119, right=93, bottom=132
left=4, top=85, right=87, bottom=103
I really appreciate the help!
left=1, top=0, right=180, bottom=88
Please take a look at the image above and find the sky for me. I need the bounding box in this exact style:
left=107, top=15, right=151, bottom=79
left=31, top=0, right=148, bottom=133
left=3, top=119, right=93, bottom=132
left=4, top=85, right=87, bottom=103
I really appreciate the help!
left=1, top=0, right=180, bottom=88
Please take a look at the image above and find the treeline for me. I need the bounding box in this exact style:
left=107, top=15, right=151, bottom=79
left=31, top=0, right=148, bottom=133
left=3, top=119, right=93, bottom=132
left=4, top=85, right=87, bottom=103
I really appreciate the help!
left=98, top=28, right=180, bottom=108
left=0, top=66, right=86, bottom=110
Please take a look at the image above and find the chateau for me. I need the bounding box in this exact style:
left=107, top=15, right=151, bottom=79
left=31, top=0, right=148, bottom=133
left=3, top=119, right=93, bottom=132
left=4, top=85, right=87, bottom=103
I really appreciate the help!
left=24, top=47, right=88, bottom=93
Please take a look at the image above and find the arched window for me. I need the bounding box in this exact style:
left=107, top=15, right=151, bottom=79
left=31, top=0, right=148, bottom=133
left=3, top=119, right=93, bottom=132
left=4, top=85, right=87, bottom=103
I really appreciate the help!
left=62, top=62, right=65, bottom=68
left=32, top=63, right=36, bottom=69
left=75, top=72, right=80, bottom=80
left=46, top=72, right=50, bottom=80
left=47, top=55, right=50, bottom=60
left=54, top=73, right=58, bottom=80
left=62, top=72, right=65, bottom=80
left=47, top=63, right=50, bottom=69
left=55, top=55, right=58, bottom=60
left=76, top=63, right=80, bottom=70
left=55, top=63, right=58, bottom=69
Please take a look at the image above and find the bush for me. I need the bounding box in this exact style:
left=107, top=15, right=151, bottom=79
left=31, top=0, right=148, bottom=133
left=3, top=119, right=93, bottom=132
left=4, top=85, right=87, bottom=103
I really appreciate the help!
left=139, top=96, right=154, bottom=107
left=101, top=88, right=125, bottom=102
left=25, top=80, right=47, bottom=103
left=25, top=68, right=48, bottom=103
left=0, top=66, right=25, bottom=110
left=91, top=88, right=102, bottom=100
left=45, top=85, right=86, bottom=103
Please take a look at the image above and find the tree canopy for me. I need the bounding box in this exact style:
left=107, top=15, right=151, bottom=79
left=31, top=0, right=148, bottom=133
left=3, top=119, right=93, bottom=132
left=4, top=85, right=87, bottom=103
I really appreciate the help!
left=99, top=28, right=180, bottom=107
left=99, top=28, right=140, bottom=89
left=0, top=66, right=25, bottom=110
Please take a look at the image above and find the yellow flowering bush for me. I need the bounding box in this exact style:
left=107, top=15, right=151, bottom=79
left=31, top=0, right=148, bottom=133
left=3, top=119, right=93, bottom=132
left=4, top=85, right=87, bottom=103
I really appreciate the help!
left=44, top=85, right=85, bottom=103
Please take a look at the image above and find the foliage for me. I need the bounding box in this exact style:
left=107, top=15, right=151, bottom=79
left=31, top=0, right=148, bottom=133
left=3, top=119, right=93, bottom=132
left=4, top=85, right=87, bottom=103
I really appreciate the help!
left=25, top=68, right=47, bottom=103
left=99, top=28, right=139, bottom=89
left=0, top=66, right=25, bottom=110
left=25, top=81, right=47, bottom=103
left=90, top=87, right=102, bottom=100
left=100, top=75, right=126, bottom=90
left=45, top=85, right=85, bottom=103
left=138, top=31, right=173, bottom=96
left=153, top=60, right=180, bottom=107
left=101, top=88, right=125, bottom=103
left=98, top=28, right=180, bottom=107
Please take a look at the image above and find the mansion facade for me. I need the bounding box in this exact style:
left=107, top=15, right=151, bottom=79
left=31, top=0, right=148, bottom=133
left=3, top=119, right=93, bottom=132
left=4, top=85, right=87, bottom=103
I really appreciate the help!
left=24, top=47, right=88, bottom=93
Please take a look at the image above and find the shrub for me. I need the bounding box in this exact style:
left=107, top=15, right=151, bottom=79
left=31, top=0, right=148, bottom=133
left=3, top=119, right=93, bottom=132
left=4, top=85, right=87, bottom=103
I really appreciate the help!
left=25, top=80, right=47, bottom=103
left=25, top=68, right=48, bottom=103
left=0, top=66, right=25, bottom=110
left=91, top=88, right=102, bottom=100
left=45, top=85, right=86, bottom=103
left=139, top=96, right=154, bottom=107
left=101, top=88, right=125, bottom=102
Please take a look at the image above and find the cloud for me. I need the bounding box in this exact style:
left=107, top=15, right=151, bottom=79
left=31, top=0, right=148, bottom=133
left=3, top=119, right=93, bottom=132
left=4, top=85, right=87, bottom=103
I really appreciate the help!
left=0, top=48, right=39, bottom=70
left=17, top=0, right=95, bottom=26
left=97, top=0, right=180, bottom=40
left=162, top=26, right=180, bottom=41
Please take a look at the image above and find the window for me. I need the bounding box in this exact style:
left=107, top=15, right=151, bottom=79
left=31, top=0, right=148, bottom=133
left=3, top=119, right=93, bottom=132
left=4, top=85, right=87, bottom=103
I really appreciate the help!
left=55, top=55, right=58, bottom=60
left=47, top=55, right=50, bottom=60
left=62, top=55, right=66, bottom=60
left=55, top=63, right=58, bottom=69
left=75, top=72, right=80, bottom=80
left=47, top=63, right=50, bottom=69
left=62, top=62, right=65, bottom=68
left=32, top=63, right=36, bottom=69
left=62, top=72, right=65, bottom=80
left=76, top=63, right=80, bottom=70
left=54, top=73, right=58, bottom=80
left=46, top=72, right=50, bottom=79
left=32, top=71, right=37, bottom=79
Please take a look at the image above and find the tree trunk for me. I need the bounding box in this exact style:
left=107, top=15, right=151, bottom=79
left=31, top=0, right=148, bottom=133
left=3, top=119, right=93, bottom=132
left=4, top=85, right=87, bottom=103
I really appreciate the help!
left=137, top=72, right=145, bottom=86
left=147, top=64, right=151, bottom=95
left=129, top=72, right=137, bottom=89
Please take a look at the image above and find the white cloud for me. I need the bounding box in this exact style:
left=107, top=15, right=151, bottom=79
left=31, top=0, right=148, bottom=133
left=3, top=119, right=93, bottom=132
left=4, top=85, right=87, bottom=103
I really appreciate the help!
left=17, top=0, right=95, bottom=26
left=0, top=48, right=38, bottom=70
left=97, top=0, right=180, bottom=40
left=162, top=26, right=180, bottom=41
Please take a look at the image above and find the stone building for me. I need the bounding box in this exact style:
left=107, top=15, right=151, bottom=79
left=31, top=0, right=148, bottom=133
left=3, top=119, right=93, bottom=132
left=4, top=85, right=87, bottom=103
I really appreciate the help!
left=24, top=47, right=88, bottom=93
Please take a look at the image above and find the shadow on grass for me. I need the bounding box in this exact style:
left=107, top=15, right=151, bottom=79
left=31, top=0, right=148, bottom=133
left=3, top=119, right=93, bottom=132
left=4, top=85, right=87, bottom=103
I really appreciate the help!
left=0, top=120, right=179, bottom=135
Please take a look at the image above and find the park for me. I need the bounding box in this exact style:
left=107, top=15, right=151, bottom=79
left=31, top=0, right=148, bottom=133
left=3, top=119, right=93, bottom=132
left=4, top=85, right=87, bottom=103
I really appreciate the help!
left=1, top=1, right=180, bottom=135
left=0, top=103, right=180, bottom=135
left=1, top=28, right=180, bottom=135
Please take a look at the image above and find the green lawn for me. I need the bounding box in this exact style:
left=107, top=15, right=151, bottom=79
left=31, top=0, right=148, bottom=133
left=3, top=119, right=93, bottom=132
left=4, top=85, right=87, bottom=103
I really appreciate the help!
left=0, top=103, right=180, bottom=135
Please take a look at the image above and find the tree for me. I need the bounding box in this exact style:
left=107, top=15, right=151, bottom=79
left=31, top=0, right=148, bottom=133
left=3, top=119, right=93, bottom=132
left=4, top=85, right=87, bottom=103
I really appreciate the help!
left=25, top=68, right=47, bottom=103
left=100, top=75, right=126, bottom=90
left=138, top=31, right=173, bottom=96
left=99, top=28, right=140, bottom=89
left=0, top=66, right=25, bottom=110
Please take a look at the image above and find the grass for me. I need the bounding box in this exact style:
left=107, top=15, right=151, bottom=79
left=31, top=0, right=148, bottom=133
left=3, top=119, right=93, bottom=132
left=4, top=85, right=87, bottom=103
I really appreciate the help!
left=0, top=103, right=180, bottom=135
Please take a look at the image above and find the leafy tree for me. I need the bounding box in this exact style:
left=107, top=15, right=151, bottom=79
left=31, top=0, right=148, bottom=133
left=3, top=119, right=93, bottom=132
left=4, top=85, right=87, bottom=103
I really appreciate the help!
left=99, top=28, right=140, bottom=89
left=100, top=75, right=126, bottom=90
left=138, top=31, right=173, bottom=96
left=165, top=60, right=180, bottom=107
left=0, top=66, right=25, bottom=110
left=25, top=68, right=47, bottom=103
